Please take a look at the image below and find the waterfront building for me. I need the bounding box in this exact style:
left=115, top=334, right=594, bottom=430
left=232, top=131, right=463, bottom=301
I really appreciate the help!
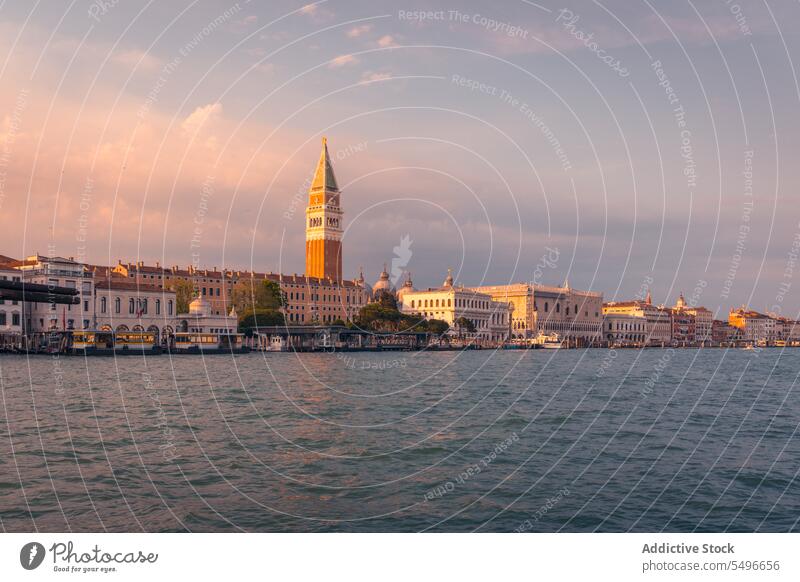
left=400, top=271, right=512, bottom=344
left=711, top=319, right=737, bottom=344
left=94, top=277, right=177, bottom=341
left=684, top=307, right=712, bottom=344
left=671, top=310, right=696, bottom=346
left=0, top=262, right=23, bottom=347
left=16, top=254, right=95, bottom=332
left=603, top=294, right=672, bottom=346
left=603, top=312, right=648, bottom=346
left=783, top=319, right=800, bottom=342
left=729, top=308, right=776, bottom=344
left=470, top=281, right=603, bottom=346
left=305, top=137, right=343, bottom=282
left=176, top=295, right=237, bottom=334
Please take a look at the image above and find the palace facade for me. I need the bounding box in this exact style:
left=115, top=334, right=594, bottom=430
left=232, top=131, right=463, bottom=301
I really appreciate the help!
left=399, top=271, right=512, bottom=344
left=469, top=281, right=603, bottom=345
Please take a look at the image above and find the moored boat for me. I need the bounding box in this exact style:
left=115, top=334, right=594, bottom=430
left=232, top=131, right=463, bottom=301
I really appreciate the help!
left=170, top=331, right=248, bottom=354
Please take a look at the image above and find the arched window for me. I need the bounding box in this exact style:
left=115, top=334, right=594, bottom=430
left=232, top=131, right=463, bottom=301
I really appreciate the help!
left=544, top=302, right=549, bottom=312
left=129, top=298, right=135, bottom=314
left=156, top=299, right=161, bottom=315
left=115, top=297, right=121, bottom=314
left=168, top=300, right=173, bottom=315
left=100, top=297, right=107, bottom=313
left=448, top=298, right=452, bottom=307
left=556, top=303, right=560, bottom=313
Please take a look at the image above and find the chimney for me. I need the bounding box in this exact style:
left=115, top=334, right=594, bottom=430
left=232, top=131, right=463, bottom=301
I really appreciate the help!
left=155, top=261, right=160, bottom=268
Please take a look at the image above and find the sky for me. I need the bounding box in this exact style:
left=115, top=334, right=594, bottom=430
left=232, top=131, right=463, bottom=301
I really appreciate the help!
left=0, top=0, right=799, bottom=318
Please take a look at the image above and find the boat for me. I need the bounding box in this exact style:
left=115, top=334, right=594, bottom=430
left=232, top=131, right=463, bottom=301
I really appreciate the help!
left=170, top=331, right=249, bottom=354
left=535, top=331, right=564, bottom=349
left=70, top=330, right=162, bottom=355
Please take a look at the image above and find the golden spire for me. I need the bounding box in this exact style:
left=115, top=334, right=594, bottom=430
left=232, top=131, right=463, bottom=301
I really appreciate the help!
left=311, top=136, right=339, bottom=193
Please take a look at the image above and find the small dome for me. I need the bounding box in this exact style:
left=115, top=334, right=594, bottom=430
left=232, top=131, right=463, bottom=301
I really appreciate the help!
left=442, top=268, right=454, bottom=288
left=396, top=272, right=415, bottom=303
left=189, top=295, right=212, bottom=316
left=372, top=264, right=394, bottom=296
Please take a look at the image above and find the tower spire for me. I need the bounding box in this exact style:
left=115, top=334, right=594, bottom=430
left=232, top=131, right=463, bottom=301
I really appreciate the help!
left=311, top=136, right=339, bottom=193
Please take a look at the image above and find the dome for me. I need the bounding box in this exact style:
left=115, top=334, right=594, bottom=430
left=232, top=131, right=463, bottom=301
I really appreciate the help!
left=372, top=264, right=395, bottom=297
left=442, top=268, right=454, bottom=288
left=395, top=273, right=415, bottom=304
left=189, top=295, right=212, bottom=317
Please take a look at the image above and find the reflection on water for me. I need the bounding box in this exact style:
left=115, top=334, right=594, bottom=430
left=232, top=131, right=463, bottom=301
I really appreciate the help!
left=0, top=349, right=798, bottom=532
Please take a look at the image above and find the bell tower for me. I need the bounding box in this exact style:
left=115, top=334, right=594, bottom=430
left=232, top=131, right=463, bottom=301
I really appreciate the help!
left=305, top=137, right=343, bottom=281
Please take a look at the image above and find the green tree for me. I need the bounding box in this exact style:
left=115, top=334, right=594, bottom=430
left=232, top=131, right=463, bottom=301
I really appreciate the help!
left=426, top=319, right=450, bottom=335
left=166, top=279, right=196, bottom=314
left=454, top=316, right=476, bottom=337
left=375, top=290, right=397, bottom=309
left=239, top=309, right=286, bottom=336
left=232, top=278, right=285, bottom=315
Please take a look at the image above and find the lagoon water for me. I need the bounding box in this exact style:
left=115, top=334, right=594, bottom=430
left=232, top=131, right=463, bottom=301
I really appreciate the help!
left=0, top=349, right=798, bottom=532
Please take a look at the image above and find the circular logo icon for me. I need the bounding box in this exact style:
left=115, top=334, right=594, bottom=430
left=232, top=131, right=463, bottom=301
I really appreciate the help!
left=20, top=542, right=46, bottom=570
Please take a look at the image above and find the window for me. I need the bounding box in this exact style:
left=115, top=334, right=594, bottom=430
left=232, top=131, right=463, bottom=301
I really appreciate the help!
left=168, top=300, right=173, bottom=316
left=12, top=313, right=20, bottom=326
left=115, top=297, right=121, bottom=313
left=84, top=300, right=89, bottom=312
left=129, top=298, right=135, bottom=314
left=0, top=313, right=5, bottom=325
left=556, top=303, right=560, bottom=313
left=156, top=299, right=161, bottom=315
left=544, top=302, right=549, bottom=312
left=101, top=297, right=107, bottom=313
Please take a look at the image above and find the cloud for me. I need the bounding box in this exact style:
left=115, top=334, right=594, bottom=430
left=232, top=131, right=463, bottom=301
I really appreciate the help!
left=346, top=24, right=372, bottom=38
left=181, top=103, right=223, bottom=135
left=300, top=4, right=317, bottom=16
left=360, top=70, right=392, bottom=83
left=111, top=49, right=162, bottom=71
left=328, top=54, right=358, bottom=68
left=377, top=35, right=398, bottom=48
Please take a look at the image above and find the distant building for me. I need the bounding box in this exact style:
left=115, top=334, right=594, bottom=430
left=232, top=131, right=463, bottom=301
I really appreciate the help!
left=400, top=271, right=512, bottom=344
left=684, top=307, right=713, bottom=344
left=729, top=308, right=776, bottom=343
left=469, top=281, right=603, bottom=346
left=603, top=312, right=648, bottom=346
left=176, top=295, right=237, bottom=335
left=712, top=319, right=737, bottom=344
left=94, top=277, right=176, bottom=341
left=603, top=293, right=671, bottom=346
left=16, top=254, right=95, bottom=333
left=0, top=262, right=23, bottom=346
